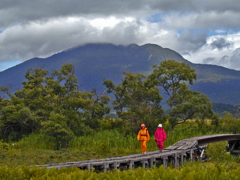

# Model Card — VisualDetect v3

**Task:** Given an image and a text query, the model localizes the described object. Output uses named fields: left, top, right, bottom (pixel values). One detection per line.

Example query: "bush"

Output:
left=0, top=141, right=9, bottom=150
left=1, top=162, right=240, bottom=180
left=219, top=112, right=240, bottom=134
left=41, top=113, right=74, bottom=150
left=206, top=141, right=236, bottom=162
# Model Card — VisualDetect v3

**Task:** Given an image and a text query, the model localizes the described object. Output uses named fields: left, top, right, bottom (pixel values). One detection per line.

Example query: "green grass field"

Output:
left=0, top=120, right=240, bottom=179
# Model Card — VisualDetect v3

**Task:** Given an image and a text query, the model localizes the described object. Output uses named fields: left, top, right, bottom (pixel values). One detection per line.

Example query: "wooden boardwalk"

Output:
left=36, top=134, right=240, bottom=172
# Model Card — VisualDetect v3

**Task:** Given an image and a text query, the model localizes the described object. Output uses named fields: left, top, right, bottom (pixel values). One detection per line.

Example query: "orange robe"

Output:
left=137, top=128, right=150, bottom=153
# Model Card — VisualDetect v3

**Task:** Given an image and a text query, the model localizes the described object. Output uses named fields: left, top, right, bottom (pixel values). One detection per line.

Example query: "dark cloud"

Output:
left=1, top=0, right=240, bottom=29
left=0, top=0, right=240, bottom=70
left=192, top=11, right=240, bottom=29
left=181, top=51, right=191, bottom=56
left=0, top=1, right=149, bottom=29
left=151, top=0, right=240, bottom=12
left=202, top=57, right=215, bottom=64
left=230, top=48, right=240, bottom=69
left=177, top=29, right=208, bottom=52
left=219, top=55, right=230, bottom=65
left=210, top=37, right=233, bottom=50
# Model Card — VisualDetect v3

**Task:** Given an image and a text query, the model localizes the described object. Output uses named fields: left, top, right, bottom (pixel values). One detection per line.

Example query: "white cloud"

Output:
left=0, top=16, right=178, bottom=63
left=1, top=0, right=240, bottom=71
left=183, top=32, right=240, bottom=70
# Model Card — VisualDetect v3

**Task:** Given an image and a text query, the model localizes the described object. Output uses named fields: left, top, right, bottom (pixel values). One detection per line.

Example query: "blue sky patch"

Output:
left=208, top=28, right=240, bottom=37
left=177, top=29, right=184, bottom=36
left=146, top=13, right=168, bottom=23
left=0, top=60, right=22, bottom=72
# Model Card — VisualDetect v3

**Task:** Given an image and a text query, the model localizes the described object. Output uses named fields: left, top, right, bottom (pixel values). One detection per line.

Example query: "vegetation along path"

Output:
left=35, top=134, right=240, bottom=172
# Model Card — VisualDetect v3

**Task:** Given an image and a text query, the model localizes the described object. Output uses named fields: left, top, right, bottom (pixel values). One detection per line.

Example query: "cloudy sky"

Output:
left=1, top=0, right=240, bottom=71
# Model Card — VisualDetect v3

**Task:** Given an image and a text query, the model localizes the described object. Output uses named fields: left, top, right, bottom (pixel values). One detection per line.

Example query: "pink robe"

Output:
left=154, top=128, right=167, bottom=141
left=154, top=128, right=167, bottom=150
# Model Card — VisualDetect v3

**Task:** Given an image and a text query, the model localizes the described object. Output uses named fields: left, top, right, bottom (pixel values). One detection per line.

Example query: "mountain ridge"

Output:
left=0, top=43, right=240, bottom=105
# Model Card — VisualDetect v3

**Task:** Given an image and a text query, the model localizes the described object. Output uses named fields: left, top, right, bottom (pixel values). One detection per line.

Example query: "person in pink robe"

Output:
left=154, top=124, right=167, bottom=152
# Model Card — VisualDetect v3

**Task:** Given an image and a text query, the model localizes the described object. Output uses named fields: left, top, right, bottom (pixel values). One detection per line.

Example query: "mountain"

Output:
left=1, top=43, right=240, bottom=106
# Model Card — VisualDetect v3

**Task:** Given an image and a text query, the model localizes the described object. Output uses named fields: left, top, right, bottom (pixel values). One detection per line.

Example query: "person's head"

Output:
left=158, top=124, right=162, bottom=129
left=141, top=124, right=146, bottom=129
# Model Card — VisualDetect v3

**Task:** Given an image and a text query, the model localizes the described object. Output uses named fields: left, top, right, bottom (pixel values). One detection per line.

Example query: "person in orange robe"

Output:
left=137, top=124, right=150, bottom=154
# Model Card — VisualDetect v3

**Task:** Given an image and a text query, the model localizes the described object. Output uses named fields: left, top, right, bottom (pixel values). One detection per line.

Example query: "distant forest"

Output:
left=212, top=102, right=240, bottom=117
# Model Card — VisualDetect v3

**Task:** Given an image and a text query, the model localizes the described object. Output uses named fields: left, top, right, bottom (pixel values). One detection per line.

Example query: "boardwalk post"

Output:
left=103, top=163, right=109, bottom=173
left=114, top=161, right=119, bottom=169
left=145, top=160, right=149, bottom=168
left=142, top=160, right=145, bottom=168
left=129, top=160, right=134, bottom=169
left=163, top=156, right=168, bottom=169
left=181, top=152, right=184, bottom=165
left=190, top=149, right=194, bottom=162
left=87, top=163, right=93, bottom=172
left=199, top=148, right=205, bottom=162
left=174, top=153, right=178, bottom=167
left=150, top=158, right=155, bottom=168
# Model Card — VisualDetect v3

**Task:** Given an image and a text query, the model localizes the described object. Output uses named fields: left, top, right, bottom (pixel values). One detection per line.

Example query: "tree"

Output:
left=0, top=63, right=110, bottom=143
left=219, top=112, right=240, bottom=134
left=0, top=68, right=49, bottom=140
left=40, top=113, right=73, bottom=149
left=148, top=60, right=215, bottom=132
left=103, top=72, right=164, bottom=133
left=169, top=84, right=214, bottom=128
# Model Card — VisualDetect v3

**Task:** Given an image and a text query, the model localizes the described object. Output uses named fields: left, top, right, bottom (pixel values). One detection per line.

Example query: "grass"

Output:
left=0, top=121, right=225, bottom=167
left=1, top=120, right=240, bottom=179
left=0, top=161, right=240, bottom=180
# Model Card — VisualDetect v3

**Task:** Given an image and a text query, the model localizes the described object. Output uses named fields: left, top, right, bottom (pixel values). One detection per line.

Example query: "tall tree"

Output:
left=148, top=60, right=215, bottom=132
left=104, top=72, right=164, bottom=133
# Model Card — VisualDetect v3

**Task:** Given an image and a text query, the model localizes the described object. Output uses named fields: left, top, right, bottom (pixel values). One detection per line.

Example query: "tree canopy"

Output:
left=0, top=60, right=217, bottom=144
left=103, top=72, right=164, bottom=133
left=0, top=63, right=110, bottom=148
left=148, top=60, right=215, bottom=131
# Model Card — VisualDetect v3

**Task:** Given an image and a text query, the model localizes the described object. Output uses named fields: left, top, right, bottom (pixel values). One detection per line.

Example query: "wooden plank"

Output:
left=178, top=141, right=198, bottom=150
left=166, top=139, right=197, bottom=150
left=41, top=149, right=195, bottom=170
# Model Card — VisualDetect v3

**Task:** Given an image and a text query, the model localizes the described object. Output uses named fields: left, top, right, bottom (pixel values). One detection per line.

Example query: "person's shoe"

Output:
left=159, top=150, right=162, bottom=152
left=144, top=152, right=146, bottom=154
